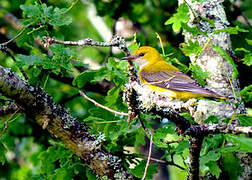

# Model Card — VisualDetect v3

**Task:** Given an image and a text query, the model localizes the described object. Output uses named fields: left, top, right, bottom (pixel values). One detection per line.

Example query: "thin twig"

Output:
left=0, top=108, right=20, bottom=138
left=166, top=134, right=185, bottom=144
left=142, top=130, right=153, bottom=180
left=0, top=47, right=28, bottom=80
left=0, top=27, right=27, bottom=46
left=184, top=0, right=200, bottom=24
left=220, top=63, right=237, bottom=102
left=0, top=27, right=28, bottom=80
left=190, top=33, right=214, bottom=66
left=67, top=0, right=79, bottom=12
left=156, top=32, right=165, bottom=56
left=149, top=157, right=185, bottom=171
left=79, top=90, right=128, bottom=116
left=93, top=120, right=122, bottom=124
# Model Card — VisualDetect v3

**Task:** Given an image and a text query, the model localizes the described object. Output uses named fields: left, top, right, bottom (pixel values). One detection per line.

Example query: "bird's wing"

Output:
left=140, top=70, right=216, bottom=95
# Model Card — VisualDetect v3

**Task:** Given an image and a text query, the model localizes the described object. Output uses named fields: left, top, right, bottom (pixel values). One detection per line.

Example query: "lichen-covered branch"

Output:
left=180, top=0, right=250, bottom=179
left=187, top=136, right=204, bottom=180
left=43, top=36, right=130, bottom=54
left=180, top=0, right=246, bottom=123
left=122, top=0, right=251, bottom=179
left=0, top=65, right=134, bottom=180
left=0, top=103, right=19, bottom=116
left=204, top=123, right=252, bottom=134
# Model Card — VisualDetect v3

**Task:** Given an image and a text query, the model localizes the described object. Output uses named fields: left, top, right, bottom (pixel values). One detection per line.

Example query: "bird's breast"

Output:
left=135, top=59, right=149, bottom=69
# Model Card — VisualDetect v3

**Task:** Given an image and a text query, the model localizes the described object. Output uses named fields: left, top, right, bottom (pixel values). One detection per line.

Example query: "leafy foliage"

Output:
left=0, top=0, right=251, bottom=179
left=222, top=152, right=242, bottom=180
left=190, top=64, right=209, bottom=86
left=165, top=3, right=189, bottom=32
left=240, top=85, right=252, bottom=103
left=129, top=161, right=158, bottom=180
left=225, top=134, right=252, bottom=153
left=180, top=40, right=202, bottom=56
left=20, top=3, right=72, bottom=27
left=73, top=57, right=128, bottom=88
left=214, top=26, right=248, bottom=35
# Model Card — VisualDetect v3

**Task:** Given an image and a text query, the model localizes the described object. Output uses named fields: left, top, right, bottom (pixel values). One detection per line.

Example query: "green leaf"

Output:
left=73, top=70, right=97, bottom=88
left=200, top=149, right=222, bottom=178
left=20, top=4, right=41, bottom=18
left=204, top=115, right=219, bottom=123
left=20, top=3, right=72, bottom=27
left=236, top=48, right=252, bottom=66
left=38, top=146, right=73, bottom=176
left=20, top=3, right=72, bottom=28
left=214, top=26, right=248, bottom=34
left=153, top=127, right=170, bottom=148
left=222, top=153, right=242, bottom=180
left=105, top=85, right=120, bottom=104
left=200, top=16, right=215, bottom=28
left=213, top=45, right=238, bottom=78
left=190, top=64, right=209, bottom=86
left=200, top=150, right=221, bottom=165
left=221, top=146, right=239, bottom=153
left=225, top=134, right=252, bottom=153
left=240, top=85, right=252, bottom=103
left=105, top=57, right=128, bottom=85
left=181, top=40, right=202, bottom=56
left=135, top=128, right=146, bottom=147
left=52, top=167, right=73, bottom=180
left=245, top=39, right=252, bottom=46
left=17, top=54, right=45, bottom=67
left=0, top=143, right=6, bottom=165
left=206, top=161, right=221, bottom=178
left=181, top=23, right=205, bottom=36
left=86, top=167, right=96, bottom=180
left=172, top=140, right=189, bottom=154
left=165, top=3, right=189, bottom=32
left=48, top=8, right=72, bottom=26
left=129, top=161, right=158, bottom=180
left=179, top=112, right=196, bottom=124
left=238, top=115, right=252, bottom=126
left=235, top=48, right=250, bottom=53
left=242, top=53, right=252, bottom=66
left=113, top=122, right=130, bottom=142
left=83, top=116, right=106, bottom=123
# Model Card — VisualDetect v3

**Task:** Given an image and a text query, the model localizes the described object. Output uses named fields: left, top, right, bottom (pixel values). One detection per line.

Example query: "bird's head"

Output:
left=122, top=46, right=161, bottom=68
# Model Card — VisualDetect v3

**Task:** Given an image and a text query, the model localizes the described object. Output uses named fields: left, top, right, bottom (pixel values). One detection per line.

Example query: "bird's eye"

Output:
left=139, top=53, right=145, bottom=57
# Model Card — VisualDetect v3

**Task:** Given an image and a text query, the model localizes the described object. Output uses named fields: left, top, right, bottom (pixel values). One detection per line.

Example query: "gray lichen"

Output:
left=0, top=65, right=134, bottom=180
left=126, top=81, right=239, bottom=123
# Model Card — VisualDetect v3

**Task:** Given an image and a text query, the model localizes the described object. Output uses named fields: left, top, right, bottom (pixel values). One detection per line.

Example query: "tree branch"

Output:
left=187, top=136, right=204, bottom=180
left=43, top=35, right=129, bottom=54
left=0, top=102, right=19, bottom=116
left=0, top=65, right=134, bottom=180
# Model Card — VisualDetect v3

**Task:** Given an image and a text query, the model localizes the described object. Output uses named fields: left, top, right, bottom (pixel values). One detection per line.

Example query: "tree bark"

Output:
left=180, top=0, right=251, bottom=179
left=0, top=65, right=134, bottom=180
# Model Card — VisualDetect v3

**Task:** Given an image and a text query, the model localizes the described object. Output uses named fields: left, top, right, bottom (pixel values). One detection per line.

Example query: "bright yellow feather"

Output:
left=123, top=46, right=226, bottom=100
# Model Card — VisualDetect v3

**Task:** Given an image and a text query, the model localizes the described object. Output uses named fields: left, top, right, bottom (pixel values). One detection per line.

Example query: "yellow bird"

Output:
left=122, top=46, right=226, bottom=100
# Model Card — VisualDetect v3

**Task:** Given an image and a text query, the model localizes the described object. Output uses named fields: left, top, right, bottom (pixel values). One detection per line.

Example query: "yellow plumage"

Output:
left=122, top=46, right=226, bottom=100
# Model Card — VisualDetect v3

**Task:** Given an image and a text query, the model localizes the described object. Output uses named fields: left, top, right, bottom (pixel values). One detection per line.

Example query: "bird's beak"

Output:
left=121, top=55, right=137, bottom=61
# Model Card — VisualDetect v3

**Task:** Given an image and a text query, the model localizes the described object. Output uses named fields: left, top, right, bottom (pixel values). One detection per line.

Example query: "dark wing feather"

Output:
left=141, top=70, right=216, bottom=95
